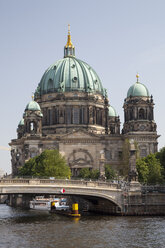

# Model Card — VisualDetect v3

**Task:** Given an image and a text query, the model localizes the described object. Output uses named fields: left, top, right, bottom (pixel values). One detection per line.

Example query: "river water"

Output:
left=0, top=204, right=165, bottom=248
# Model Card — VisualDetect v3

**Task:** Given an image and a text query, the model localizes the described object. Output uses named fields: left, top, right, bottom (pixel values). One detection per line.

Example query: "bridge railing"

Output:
left=0, top=178, right=121, bottom=189
left=142, top=185, right=165, bottom=193
left=0, top=179, right=30, bottom=184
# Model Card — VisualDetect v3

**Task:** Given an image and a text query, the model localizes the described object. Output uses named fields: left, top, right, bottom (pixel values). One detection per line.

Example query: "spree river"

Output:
left=0, top=205, right=165, bottom=248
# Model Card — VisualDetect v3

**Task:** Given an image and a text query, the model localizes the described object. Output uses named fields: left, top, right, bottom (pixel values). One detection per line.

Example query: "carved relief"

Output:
left=68, top=148, right=94, bottom=168
left=11, top=148, right=23, bottom=175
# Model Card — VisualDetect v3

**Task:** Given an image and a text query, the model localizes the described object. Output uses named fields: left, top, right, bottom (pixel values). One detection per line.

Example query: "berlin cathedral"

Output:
left=10, top=27, right=159, bottom=177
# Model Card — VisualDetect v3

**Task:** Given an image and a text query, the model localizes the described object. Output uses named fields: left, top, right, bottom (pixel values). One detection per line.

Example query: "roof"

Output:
left=25, top=100, right=41, bottom=111
left=108, top=106, right=117, bottom=117
left=18, top=118, right=24, bottom=126
left=35, top=57, right=105, bottom=97
left=127, top=81, right=149, bottom=97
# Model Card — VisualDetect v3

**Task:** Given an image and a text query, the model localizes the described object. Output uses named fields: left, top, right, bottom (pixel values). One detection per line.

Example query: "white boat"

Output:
left=30, top=197, right=69, bottom=211
left=53, top=198, right=70, bottom=211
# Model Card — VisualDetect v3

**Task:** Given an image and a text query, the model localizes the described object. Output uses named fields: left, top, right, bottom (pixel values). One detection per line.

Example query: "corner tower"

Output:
left=123, top=74, right=159, bottom=156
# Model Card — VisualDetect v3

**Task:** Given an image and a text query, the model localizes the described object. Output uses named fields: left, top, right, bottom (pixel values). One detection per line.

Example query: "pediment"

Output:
left=59, top=129, right=101, bottom=140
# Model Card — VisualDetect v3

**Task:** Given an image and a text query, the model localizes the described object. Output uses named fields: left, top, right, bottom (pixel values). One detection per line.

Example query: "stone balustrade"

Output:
left=0, top=178, right=121, bottom=189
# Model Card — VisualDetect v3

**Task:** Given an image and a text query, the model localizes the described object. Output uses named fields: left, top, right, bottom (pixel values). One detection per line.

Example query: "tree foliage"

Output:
left=90, top=169, right=100, bottom=179
left=155, top=147, right=165, bottom=178
left=79, top=168, right=99, bottom=179
left=105, top=164, right=116, bottom=180
left=136, top=153, right=164, bottom=184
left=19, top=149, right=71, bottom=178
left=119, top=139, right=140, bottom=179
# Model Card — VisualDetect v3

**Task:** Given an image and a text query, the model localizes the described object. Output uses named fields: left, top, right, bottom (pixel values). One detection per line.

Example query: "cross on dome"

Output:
left=136, top=73, right=139, bottom=83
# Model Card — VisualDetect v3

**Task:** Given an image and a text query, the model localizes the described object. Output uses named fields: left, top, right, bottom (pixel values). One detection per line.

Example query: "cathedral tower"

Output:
left=123, top=74, right=158, bottom=156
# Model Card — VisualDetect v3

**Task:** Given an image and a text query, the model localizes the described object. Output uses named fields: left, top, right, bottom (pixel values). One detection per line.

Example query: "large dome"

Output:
left=127, top=75, right=149, bottom=98
left=37, top=57, right=104, bottom=96
left=35, top=30, right=105, bottom=97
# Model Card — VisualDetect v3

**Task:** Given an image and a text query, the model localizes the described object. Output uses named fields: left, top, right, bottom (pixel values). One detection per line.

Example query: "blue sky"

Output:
left=1, top=0, right=165, bottom=174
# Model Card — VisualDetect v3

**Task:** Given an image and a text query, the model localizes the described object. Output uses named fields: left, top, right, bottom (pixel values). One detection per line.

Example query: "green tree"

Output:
left=79, top=168, right=99, bottom=179
left=136, top=154, right=164, bottom=184
left=90, top=169, right=99, bottom=179
left=105, top=164, right=116, bottom=180
left=19, top=149, right=71, bottom=178
left=136, top=159, right=149, bottom=183
left=156, top=147, right=165, bottom=178
left=119, top=139, right=139, bottom=179
left=79, top=168, right=91, bottom=179
left=19, top=157, right=36, bottom=176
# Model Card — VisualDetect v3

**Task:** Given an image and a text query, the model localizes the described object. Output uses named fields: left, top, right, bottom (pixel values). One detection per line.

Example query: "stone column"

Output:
left=128, top=139, right=138, bottom=182
left=89, top=106, right=93, bottom=124
left=99, top=150, right=105, bottom=180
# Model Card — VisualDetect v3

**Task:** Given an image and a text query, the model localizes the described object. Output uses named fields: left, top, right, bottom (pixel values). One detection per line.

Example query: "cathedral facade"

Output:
left=10, top=29, right=159, bottom=177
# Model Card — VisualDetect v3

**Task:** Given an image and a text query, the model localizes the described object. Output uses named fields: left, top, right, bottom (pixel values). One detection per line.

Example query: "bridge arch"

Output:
left=59, top=191, right=122, bottom=214
left=0, top=179, right=123, bottom=214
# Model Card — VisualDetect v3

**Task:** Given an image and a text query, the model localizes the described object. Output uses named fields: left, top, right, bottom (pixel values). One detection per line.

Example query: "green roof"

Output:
left=35, top=57, right=105, bottom=96
left=18, top=118, right=24, bottom=126
left=127, top=82, right=149, bottom=97
left=25, top=100, right=41, bottom=111
left=108, top=106, right=117, bottom=117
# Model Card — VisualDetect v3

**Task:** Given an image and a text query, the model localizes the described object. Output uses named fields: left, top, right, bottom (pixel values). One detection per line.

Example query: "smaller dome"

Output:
left=108, top=106, right=117, bottom=117
left=25, top=100, right=41, bottom=111
left=18, top=118, right=24, bottom=126
left=127, top=76, right=149, bottom=98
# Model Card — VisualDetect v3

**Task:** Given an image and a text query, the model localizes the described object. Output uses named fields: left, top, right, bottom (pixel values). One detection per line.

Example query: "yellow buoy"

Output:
left=70, top=203, right=81, bottom=217
left=51, top=201, right=56, bottom=210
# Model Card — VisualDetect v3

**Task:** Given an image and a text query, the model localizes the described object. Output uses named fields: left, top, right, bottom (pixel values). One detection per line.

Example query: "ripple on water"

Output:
left=1, top=205, right=165, bottom=248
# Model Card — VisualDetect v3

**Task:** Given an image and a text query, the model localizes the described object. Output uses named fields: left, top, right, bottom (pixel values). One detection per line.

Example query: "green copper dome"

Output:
left=18, top=118, right=24, bottom=126
left=36, top=57, right=104, bottom=96
left=127, top=76, right=149, bottom=97
left=25, top=100, right=41, bottom=111
left=35, top=30, right=105, bottom=97
left=108, top=106, right=117, bottom=117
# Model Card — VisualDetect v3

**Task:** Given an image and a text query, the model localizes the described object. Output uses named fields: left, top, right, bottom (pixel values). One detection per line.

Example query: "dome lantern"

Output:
left=64, top=24, right=75, bottom=58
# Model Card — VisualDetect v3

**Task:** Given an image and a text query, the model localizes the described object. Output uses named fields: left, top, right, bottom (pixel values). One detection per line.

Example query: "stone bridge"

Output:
left=1, top=179, right=165, bottom=215
left=0, top=179, right=124, bottom=214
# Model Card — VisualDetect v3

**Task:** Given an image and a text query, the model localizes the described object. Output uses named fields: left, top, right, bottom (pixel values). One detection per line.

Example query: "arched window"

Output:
left=130, top=108, right=133, bottom=120
left=47, top=79, right=53, bottom=92
left=30, top=122, right=34, bottom=131
left=66, top=107, right=71, bottom=124
left=105, top=150, right=112, bottom=160
left=54, top=108, right=58, bottom=124
left=59, top=109, right=64, bottom=117
left=140, top=147, right=147, bottom=157
left=29, top=121, right=36, bottom=133
left=124, top=112, right=127, bottom=122
left=73, top=108, right=79, bottom=124
left=139, top=108, right=145, bottom=119
left=96, top=108, right=102, bottom=125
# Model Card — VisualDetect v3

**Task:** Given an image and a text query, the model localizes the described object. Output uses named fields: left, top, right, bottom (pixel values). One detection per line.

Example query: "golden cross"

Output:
left=68, top=24, right=70, bottom=34
left=136, top=73, right=139, bottom=82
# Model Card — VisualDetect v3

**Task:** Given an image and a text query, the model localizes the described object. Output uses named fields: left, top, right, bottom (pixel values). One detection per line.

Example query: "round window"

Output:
left=73, top=77, right=77, bottom=82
